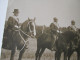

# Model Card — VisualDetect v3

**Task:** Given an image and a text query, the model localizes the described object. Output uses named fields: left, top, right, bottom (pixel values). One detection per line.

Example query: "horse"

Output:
left=2, top=17, right=36, bottom=60
left=35, top=25, right=79, bottom=60
left=35, top=26, right=53, bottom=60
left=55, top=30, right=79, bottom=60
left=67, top=29, right=80, bottom=60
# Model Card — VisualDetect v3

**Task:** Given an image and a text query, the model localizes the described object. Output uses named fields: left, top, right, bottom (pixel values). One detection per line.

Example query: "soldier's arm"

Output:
left=17, top=18, right=19, bottom=26
left=7, top=16, right=14, bottom=27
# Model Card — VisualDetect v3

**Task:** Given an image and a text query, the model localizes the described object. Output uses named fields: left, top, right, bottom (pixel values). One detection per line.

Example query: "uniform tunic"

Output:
left=50, top=22, right=59, bottom=49
left=50, top=22, right=59, bottom=34
left=70, top=25, right=77, bottom=31
left=3, top=15, right=19, bottom=49
left=7, top=15, right=19, bottom=30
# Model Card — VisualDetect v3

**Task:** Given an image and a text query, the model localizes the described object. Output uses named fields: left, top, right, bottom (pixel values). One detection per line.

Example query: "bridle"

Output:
left=28, top=21, right=33, bottom=33
left=27, top=20, right=36, bottom=36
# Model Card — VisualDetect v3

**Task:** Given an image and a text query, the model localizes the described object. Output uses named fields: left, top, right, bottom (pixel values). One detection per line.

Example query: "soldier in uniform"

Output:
left=50, top=17, right=59, bottom=51
left=7, top=9, right=20, bottom=40
left=68, top=20, right=77, bottom=32
left=70, top=20, right=77, bottom=31
left=5, top=9, right=20, bottom=49
left=7, top=9, right=20, bottom=31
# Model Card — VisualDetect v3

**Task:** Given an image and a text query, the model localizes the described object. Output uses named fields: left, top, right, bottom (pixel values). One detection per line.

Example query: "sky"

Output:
left=6, top=0, right=80, bottom=27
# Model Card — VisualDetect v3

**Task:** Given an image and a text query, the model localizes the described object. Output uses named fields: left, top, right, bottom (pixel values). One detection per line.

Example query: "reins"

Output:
left=15, top=29, right=31, bottom=52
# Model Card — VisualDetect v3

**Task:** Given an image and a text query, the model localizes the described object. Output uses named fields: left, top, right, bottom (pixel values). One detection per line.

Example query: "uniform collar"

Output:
left=12, top=15, right=19, bottom=22
left=12, top=15, right=18, bottom=18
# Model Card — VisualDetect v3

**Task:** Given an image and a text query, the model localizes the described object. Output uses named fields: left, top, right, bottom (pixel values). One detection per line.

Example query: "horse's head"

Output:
left=27, top=17, right=36, bottom=37
left=21, top=17, right=36, bottom=37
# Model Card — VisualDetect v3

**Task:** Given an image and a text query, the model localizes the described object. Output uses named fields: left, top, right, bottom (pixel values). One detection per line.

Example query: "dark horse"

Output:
left=67, top=29, right=80, bottom=60
left=35, top=26, right=79, bottom=60
left=55, top=31, right=79, bottom=60
left=2, top=17, right=36, bottom=60
left=35, top=26, right=52, bottom=60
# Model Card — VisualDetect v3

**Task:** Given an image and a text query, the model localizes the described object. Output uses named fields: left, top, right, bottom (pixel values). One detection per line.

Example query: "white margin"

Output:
left=0, top=0, right=8, bottom=57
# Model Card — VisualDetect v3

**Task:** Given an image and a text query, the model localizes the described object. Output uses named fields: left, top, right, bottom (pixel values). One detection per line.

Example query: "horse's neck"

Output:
left=19, top=30, right=28, bottom=40
left=21, top=20, right=29, bottom=32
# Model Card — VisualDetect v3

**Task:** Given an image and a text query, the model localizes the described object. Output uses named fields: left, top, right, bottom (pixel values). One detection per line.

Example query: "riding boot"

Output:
left=51, top=43, right=56, bottom=51
left=53, top=43, right=56, bottom=51
left=51, top=35, right=57, bottom=51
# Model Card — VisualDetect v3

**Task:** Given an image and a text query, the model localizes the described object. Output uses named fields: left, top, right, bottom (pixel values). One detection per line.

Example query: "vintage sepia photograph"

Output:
left=1, top=0, right=80, bottom=60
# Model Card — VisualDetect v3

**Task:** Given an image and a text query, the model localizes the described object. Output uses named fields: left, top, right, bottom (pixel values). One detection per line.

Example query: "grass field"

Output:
left=1, top=38, right=77, bottom=60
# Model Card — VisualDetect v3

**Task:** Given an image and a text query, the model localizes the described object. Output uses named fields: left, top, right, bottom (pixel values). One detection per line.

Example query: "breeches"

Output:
left=51, top=34, right=57, bottom=45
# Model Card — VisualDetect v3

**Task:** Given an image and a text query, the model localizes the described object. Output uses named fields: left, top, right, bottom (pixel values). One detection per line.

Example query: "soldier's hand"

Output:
left=14, top=25, right=19, bottom=28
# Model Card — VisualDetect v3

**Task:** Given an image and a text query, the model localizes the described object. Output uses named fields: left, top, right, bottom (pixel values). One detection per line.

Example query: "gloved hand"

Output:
left=57, top=30, right=62, bottom=33
left=57, top=30, right=59, bottom=33
left=14, top=25, right=19, bottom=28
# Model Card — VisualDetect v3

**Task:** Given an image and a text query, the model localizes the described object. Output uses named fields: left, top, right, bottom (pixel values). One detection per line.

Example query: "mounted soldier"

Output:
left=69, top=20, right=77, bottom=32
left=7, top=9, right=20, bottom=31
left=7, top=9, right=20, bottom=40
left=50, top=17, right=60, bottom=51
left=3, top=9, right=20, bottom=49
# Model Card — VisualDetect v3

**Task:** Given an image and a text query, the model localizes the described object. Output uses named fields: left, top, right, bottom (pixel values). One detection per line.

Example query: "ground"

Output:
left=1, top=38, right=77, bottom=60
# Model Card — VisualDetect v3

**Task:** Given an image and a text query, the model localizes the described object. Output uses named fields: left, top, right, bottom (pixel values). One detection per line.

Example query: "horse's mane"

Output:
left=35, top=25, right=50, bottom=38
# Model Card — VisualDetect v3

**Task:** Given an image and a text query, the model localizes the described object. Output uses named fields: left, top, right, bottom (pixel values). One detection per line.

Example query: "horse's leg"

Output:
left=55, top=52, right=57, bottom=60
left=18, top=48, right=26, bottom=60
left=78, top=53, right=80, bottom=60
left=56, top=51, right=61, bottom=60
left=77, top=50, right=80, bottom=60
left=64, top=51, right=68, bottom=60
left=77, top=52, right=79, bottom=60
left=35, top=47, right=41, bottom=60
left=67, top=50, right=73, bottom=60
left=55, top=51, right=58, bottom=60
left=38, top=48, right=45, bottom=60
left=10, top=46, right=17, bottom=60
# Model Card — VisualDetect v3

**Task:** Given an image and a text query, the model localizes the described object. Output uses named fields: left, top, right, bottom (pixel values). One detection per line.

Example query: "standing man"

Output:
left=50, top=17, right=59, bottom=51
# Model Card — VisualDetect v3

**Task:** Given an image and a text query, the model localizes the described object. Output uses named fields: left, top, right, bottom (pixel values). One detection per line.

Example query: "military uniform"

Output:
left=7, top=15, right=19, bottom=31
left=50, top=22, right=59, bottom=33
left=2, top=9, right=21, bottom=50
left=69, top=20, right=77, bottom=32
left=50, top=22, right=59, bottom=50
left=70, top=25, right=77, bottom=31
left=6, top=15, right=19, bottom=49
